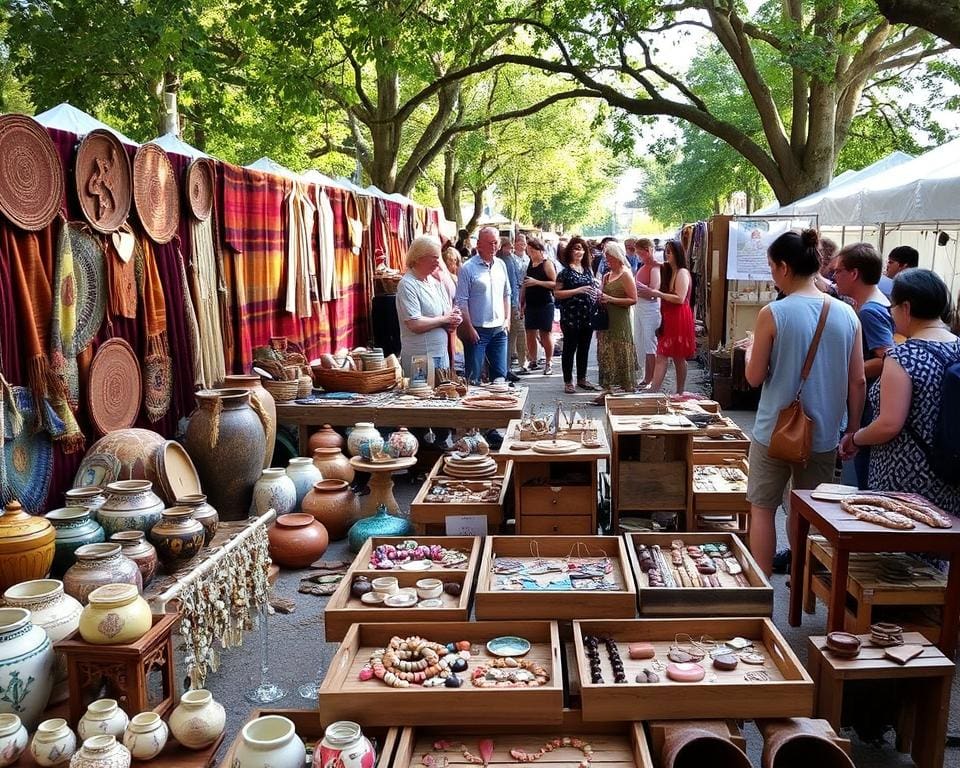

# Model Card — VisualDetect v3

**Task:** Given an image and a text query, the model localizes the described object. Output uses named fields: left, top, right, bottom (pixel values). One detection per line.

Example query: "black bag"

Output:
left=590, top=301, right=609, bottom=331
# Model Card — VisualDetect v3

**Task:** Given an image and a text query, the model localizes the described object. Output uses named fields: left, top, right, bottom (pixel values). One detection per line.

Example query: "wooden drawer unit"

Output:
left=411, top=455, right=513, bottom=533
left=519, top=484, right=594, bottom=516
left=521, top=515, right=595, bottom=535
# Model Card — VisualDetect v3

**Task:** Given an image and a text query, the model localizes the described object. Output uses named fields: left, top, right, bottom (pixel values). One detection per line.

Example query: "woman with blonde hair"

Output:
left=597, top=241, right=638, bottom=394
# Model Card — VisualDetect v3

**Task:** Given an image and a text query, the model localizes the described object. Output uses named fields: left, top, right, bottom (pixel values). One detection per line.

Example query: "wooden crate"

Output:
left=692, top=455, right=749, bottom=512
left=318, top=621, right=564, bottom=726
left=618, top=462, right=687, bottom=510
left=624, top=532, right=772, bottom=617
left=690, top=418, right=750, bottom=456
left=410, top=456, right=513, bottom=533
left=220, top=710, right=399, bottom=768
left=474, top=536, right=637, bottom=621
left=572, top=618, right=814, bottom=721
left=349, top=536, right=482, bottom=578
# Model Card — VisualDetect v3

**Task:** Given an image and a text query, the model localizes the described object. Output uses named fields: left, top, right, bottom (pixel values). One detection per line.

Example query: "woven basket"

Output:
left=312, top=365, right=400, bottom=394
left=297, top=375, right=313, bottom=398
left=263, top=378, right=299, bottom=402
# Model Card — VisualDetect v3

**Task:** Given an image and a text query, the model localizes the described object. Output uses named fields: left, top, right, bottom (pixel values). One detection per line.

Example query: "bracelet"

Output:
left=850, top=431, right=860, bottom=448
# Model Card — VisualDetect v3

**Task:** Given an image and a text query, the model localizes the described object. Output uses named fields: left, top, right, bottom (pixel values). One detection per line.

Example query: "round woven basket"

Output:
left=0, top=114, right=64, bottom=231
left=74, top=129, right=132, bottom=234
left=185, top=157, right=215, bottom=221
left=87, top=338, right=143, bottom=434
left=133, top=143, right=179, bottom=244
left=67, top=224, right=107, bottom=353
left=263, top=378, right=299, bottom=402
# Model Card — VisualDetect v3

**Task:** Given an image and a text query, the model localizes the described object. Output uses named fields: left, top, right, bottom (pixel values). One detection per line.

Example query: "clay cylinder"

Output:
left=661, top=722, right=751, bottom=768
left=759, top=719, right=854, bottom=768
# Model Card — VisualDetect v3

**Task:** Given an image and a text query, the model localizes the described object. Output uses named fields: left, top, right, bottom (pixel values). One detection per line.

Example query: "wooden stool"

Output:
left=57, top=613, right=178, bottom=725
left=806, top=632, right=953, bottom=768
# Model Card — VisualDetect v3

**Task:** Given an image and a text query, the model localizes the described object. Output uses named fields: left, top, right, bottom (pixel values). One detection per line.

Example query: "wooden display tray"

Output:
left=319, top=621, right=564, bottom=726
left=349, top=536, right=482, bottom=576
left=475, top=536, right=637, bottom=621
left=410, top=457, right=513, bottom=530
left=572, top=618, right=813, bottom=721
left=690, top=417, right=750, bottom=455
left=220, top=710, right=399, bottom=768
left=605, top=395, right=719, bottom=417
left=624, top=533, right=772, bottom=617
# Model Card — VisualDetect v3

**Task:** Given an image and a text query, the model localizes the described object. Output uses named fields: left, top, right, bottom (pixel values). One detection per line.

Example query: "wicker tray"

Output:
left=313, top=365, right=400, bottom=394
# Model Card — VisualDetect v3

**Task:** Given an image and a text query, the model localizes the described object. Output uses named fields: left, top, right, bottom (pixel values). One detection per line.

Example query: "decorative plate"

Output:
left=87, top=338, right=142, bottom=435
left=398, top=560, right=433, bottom=571
left=532, top=439, right=579, bottom=455
left=486, top=636, right=531, bottom=657
left=185, top=157, right=215, bottom=221
left=417, top=598, right=443, bottom=609
left=133, top=143, right=179, bottom=244
left=360, top=592, right=385, bottom=605
left=73, top=452, right=122, bottom=489
left=74, top=129, right=132, bottom=233
left=384, top=592, right=418, bottom=608
left=0, top=114, right=64, bottom=231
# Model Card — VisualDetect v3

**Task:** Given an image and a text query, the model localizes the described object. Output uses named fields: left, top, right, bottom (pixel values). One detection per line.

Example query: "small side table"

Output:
left=350, top=456, right=417, bottom=517
left=806, top=632, right=954, bottom=768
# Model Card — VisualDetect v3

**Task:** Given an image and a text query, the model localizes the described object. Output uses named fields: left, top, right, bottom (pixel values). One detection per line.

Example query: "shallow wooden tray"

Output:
left=349, top=536, right=482, bottom=576
left=475, top=536, right=637, bottom=621
left=573, top=618, right=813, bottom=721
left=411, top=456, right=513, bottom=529
left=319, top=620, right=564, bottom=726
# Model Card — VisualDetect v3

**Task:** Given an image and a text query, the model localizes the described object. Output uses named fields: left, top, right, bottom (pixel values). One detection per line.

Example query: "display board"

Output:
left=725, top=217, right=815, bottom=279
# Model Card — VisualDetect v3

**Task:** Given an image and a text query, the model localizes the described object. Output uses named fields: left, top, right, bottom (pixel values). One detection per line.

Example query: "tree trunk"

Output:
left=159, top=71, right=180, bottom=136
left=464, top=187, right=484, bottom=233
left=874, top=0, right=960, bottom=46
left=367, top=52, right=400, bottom=191
left=440, top=147, right=463, bottom=226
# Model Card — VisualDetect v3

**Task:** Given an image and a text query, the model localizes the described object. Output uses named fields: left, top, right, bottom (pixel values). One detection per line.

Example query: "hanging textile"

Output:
left=315, top=186, right=338, bottom=301
left=49, top=223, right=78, bottom=408
left=107, top=225, right=139, bottom=319
left=325, top=187, right=369, bottom=351
left=140, top=238, right=172, bottom=423
left=285, top=182, right=318, bottom=317
left=175, top=242, right=204, bottom=389
left=385, top=200, right=406, bottom=271
left=344, top=191, right=363, bottom=256
left=190, top=217, right=227, bottom=387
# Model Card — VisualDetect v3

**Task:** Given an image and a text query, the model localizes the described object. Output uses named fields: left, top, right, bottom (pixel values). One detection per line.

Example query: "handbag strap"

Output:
left=797, top=300, right=831, bottom=394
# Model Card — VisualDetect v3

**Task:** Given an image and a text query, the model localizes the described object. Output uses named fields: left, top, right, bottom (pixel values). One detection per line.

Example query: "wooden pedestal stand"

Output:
left=350, top=456, right=417, bottom=517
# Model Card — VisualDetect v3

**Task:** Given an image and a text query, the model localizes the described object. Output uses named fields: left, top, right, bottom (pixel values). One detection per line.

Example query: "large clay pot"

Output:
left=149, top=508, right=205, bottom=573
left=109, top=532, right=158, bottom=588
left=301, top=480, right=359, bottom=540
left=31, top=718, right=77, bottom=767
left=0, top=607, right=54, bottom=729
left=660, top=721, right=751, bottom=768
left=74, top=429, right=166, bottom=490
left=184, top=389, right=267, bottom=521
left=346, top=423, right=381, bottom=457
left=175, top=494, right=219, bottom=545
left=2, top=580, right=81, bottom=705
left=385, top=427, right=418, bottom=458
left=223, top=374, right=277, bottom=469
left=46, top=508, right=105, bottom=578
left=232, top=716, right=305, bottom=768
left=97, top=481, right=164, bottom=538
left=63, top=544, right=142, bottom=605
left=78, top=584, right=152, bottom=645
left=252, top=469, right=297, bottom=517
left=308, top=424, right=344, bottom=453
left=69, top=735, right=130, bottom=768
left=0, top=501, right=55, bottom=592
left=268, top=514, right=329, bottom=568
left=759, top=719, right=855, bottom=768
left=312, top=447, right=355, bottom=484
left=347, top=504, right=413, bottom=554
left=64, top=488, right=106, bottom=521
left=168, top=689, right=225, bottom=750
left=286, top=458, right=322, bottom=511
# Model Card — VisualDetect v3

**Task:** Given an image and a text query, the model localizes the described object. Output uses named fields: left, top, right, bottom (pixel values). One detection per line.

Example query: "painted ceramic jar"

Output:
left=0, top=500, right=55, bottom=593
left=97, top=481, right=164, bottom=538
left=74, top=429, right=165, bottom=490
left=77, top=701, right=129, bottom=741
left=268, top=514, right=329, bottom=568
left=454, top=431, right=489, bottom=456
left=69, top=735, right=130, bottom=768
left=223, top=374, right=277, bottom=469
left=64, top=488, right=106, bottom=522
left=312, top=447, right=355, bottom=484
left=46, top=508, right=105, bottom=578
left=109, top=532, right=158, bottom=588
left=347, top=504, right=414, bottom=553
left=30, top=718, right=77, bottom=767
left=308, top=424, right=344, bottom=452
left=285, top=458, right=322, bottom=512
left=149, top=508, right=205, bottom=573
left=252, top=469, right=297, bottom=517
left=346, top=423, right=382, bottom=458
left=78, top=584, right=151, bottom=645
left=301, top=480, right=359, bottom=541
left=122, top=713, right=168, bottom=761
left=385, top=427, right=418, bottom=458
left=175, top=494, right=219, bottom=545
left=168, top=689, right=225, bottom=750
left=185, top=389, right=267, bottom=521
left=232, top=716, right=305, bottom=768
left=63, top=544, right=142, bottom=605
left=0, top=713, right=27, bottom=767
left=2, top=580, right=81, bottom=705
left=314, top=721, right=375, bottom=768
left=0, top=607, right=54, bottom=729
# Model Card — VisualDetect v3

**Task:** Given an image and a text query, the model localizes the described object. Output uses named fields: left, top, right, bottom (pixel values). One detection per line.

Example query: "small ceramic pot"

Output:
left=175, top=494, right=219, bottom=545
left=415, top=579, right=443, bottom=600
left=149, top=508, right=205, bottom=573
left=301, top=480, right=359, bottom=541
left=0, top=607, right=54, bottom=729
left=63, top=544, right=142, bottom=605
left=308, top=424, right=344, bottom=452
left=69, top=735, right=130, bottom=768
left=253, top=469, right=297, bottom=517
left=311, top=447, right=355, bottom=484
left=31, top=718, right=77, bottom=767
left=64, top=488, right=106, bottom=521
left=97, top=481, right=165, bottom=538
left=122, top=713, right=168, bottom=761
left=285, top=458, right=322, bottom=511
left=385, top=427, right=418, bottom=458
left=109, top=532, right=158, bottom=588
left=268, top=514, right=329, bottom=568
left=77, top=700, right=129, bottom=741
left=371, top=577, right=398, bottom=596
left=0, top=713, right=27, bottom=767
left=346, top=423, right=382, bottom=458
left=454, top=432, right=489, bottom=456
left=168, top=689, right=225, bottom=750
left=232, top=716, right=305, bottom=768
left=46, top=508, right=106, bottom=579
left=0, top=500, right=56, bottom=593
left=314, top=721, right=376, bottom=768
left=78, top=584, right=152, bottom=645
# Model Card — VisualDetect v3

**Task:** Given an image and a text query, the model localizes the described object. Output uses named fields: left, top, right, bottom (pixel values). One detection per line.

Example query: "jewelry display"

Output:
left=359, top=636, right=470, bottom=688
left=666, top=662, right=705, bottom=682
left=369, top=541, right=469, bottom=570
left=470, top=657, right=550, bottom=687
left=492, top=542, right=618, bottom=592
left=692, top=465, right=747, bottom=492
left=424, top=480, right=502, bottom=504
left=510, top=737, right=594, bottom=768
left=744, top=669, right=771, bottom=682
left=582, top=635, right=625, bottom=684
left=635, top=669, right=660, bottom=683
left=635, top=540, right=750, bottom=589
left=584, top=635, right=604, bottom=684
left=422, top=739, right=496, bottom=768
left=840, top=494, right=951, bottom=529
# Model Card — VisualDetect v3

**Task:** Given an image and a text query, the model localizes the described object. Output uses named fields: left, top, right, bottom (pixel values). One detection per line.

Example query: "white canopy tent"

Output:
left=34, top=103, right=138, bottom=146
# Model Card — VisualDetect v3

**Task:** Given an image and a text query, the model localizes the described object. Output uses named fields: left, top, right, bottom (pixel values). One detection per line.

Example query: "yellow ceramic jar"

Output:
left=0, top=501, right=55, bottom=592
left=78, top=584, right=152, bottom=645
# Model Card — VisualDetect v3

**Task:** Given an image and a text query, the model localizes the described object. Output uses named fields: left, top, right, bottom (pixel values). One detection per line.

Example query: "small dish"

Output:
left=486, top=636, right=531, bottom=657
left=417, top=598, right=443, bottom=609
left=371, top=577, right=399, bottom=595
left=582, top=440, right=603, bottom=449
left=398, top=560, right=433, bottom=571
left=384, top=592, right=418, bottom=608
left=360, top=592, right=385, bottom=606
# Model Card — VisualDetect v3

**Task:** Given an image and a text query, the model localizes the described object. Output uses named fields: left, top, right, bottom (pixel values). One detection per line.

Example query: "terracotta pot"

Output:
left=0, top=714, right=28, bottom=767
left=30, top=718, right=77, bottom=767
left=46, top=508, right=105, bottom=578
left=63, top=488, right=106, bottom=521
left=184, top=389, right=267, bottom=521
left=346, top=423, right=381, bottom=458
left=73, top=429, right=165, bottom=490
left=97, top=480, right=164, bottom=538
left=759, top=719, right=854, bottom=768
left=223, top=374, right=277, bottom=469
left=77, top=701, right=128, bottom=741
left=232, top=716, right=305, bottom=768
left=312, top=447, right=355, bottom=484
left=301, top=480, right=359, bottom=541
left=385, top=427, right=418, bottom=458
left=175, top=493, right=219, bottom=545
left=149, top=508, right=205, bottom=573
left=268, top=514, right=329, bottom=568
left=122, top=713, right=168, bottom=761
left=253, top=469, right=297, bottom=517
left=109, top=532, right=158, bottom=587
left=69, top=735, right=130, bottom=768
left=308, top=424, right=344, bottom=452
left=0, top=607, right=54, bottom=730
left=78, top=584, right=152, bottom=645
left=0, top=500, right=55, bottom=593
left=660, top=721, right=751, bottom=768
left=168, top=689, right=225, bottom=750
left=63, top=544, right=142, bottom=605
left=286, top=457, right=322, bottom=511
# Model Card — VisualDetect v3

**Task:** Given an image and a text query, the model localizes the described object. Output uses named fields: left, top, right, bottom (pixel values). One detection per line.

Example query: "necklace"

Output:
left=470, top=657, right=550, bottom=687
left=511, top=737, right=594, bottom=768
left=360, top=635, right=470, bottom=688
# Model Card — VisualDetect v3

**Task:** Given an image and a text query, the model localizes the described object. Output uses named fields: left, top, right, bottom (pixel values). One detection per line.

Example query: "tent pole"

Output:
left=878, top=223, right=886, bottom=254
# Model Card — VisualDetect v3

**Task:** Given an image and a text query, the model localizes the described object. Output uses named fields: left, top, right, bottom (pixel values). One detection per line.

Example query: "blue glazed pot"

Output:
left=347, top=504, right=413, bottom=553
left=45, top=508, right=105, bottom=578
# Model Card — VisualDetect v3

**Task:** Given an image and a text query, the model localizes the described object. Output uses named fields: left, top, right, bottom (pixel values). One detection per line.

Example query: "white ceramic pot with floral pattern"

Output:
left=0, top=713, right=27, bottom=767
left=69, top=735, right=130, bottom=768
left=0, top=607, right=54, bottom=730
left=385, top=427, right=418, bottom=458
left=168, top=689, right=225, bottom=750
left=97, top=481, right=164, bottom=537
left=346, top=423, right=381, bottom=457
left=231, top=715, right=305, bottom=768
left=122, top=713, right=168, bottom=760
left=285, top=458, right=322, bottom=512
left=252, top=469, right=297, bottom=517
left=31, top=718, right=77, bottom=767
left=77, top=700, right=129, bottom=741
left=78, top=584, right=151, bottom=645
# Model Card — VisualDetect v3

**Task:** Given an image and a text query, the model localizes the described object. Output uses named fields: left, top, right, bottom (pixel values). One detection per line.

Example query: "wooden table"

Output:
left=350, top=456, right=417, bottom=517
left=277, top=387, right=528, bottom=455
left=789, top=490, right=960, bottom=656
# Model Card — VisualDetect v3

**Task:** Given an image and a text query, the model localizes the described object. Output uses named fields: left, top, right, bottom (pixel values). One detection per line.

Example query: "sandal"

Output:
left=543, top=365, right=553, bottom=375
left=564, top=383, right=576, bottom=394
left=577, top=380, right=599, bottom=391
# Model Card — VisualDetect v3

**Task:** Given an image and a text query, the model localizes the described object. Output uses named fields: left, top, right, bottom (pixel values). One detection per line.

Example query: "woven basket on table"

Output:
left=262, top=378, right=300, bottom=402
left=312, top=365, right=400, bottom=394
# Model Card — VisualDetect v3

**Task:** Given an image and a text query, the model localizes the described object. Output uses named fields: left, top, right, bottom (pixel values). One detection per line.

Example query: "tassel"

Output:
left=207, top=395, right=223, bottom=449
left=27, top=356, right=49, bottom=433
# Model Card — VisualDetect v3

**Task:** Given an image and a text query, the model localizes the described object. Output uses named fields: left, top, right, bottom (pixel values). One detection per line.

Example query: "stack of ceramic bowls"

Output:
left=442, top=454, right=498, bottom=478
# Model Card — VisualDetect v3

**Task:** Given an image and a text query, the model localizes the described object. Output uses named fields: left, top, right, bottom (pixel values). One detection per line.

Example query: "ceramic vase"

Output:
left=0, top=714, right=27, bottom=767
left=385, top=427, right=418, bottom=458
left=223, top=374, right=277, bottom=469
left=308, top=424, right=344, bottom=452
left=168, top=689, right=225, bottom=750
left=184, top=389, right=267, bottom=521
left=174, top=494, right=219, bottom=545
left=314, top=721, right=376, bottom=768
left=301, top=480, right=359, bottom=540
left=122, top=713, right=168, bottom=761
left=232, top=716, right=305, bottom=768
left=252, top=469, right=297, bottom=517
left=69, top=735, right=130, bottom=768
left=63, top=544, right=142, bottom=605
left=2, top=580, right=81, bottom=705
left=268, top=514, right=329, bottom=568
left=46, top=508, right=105, bottom=579
left=149, top=508, right=205, bottom=573
left=97, top=481, right=164, bottom=538
left=78, top=584, right=152, bottom=645
left=0, top=501, right=55, bottom=593
left=74, top=429, right=165, bottom=491
left=109, top=532, right=158, bottom=588
left=346, top=423, right=382, bottom=457
left=285, top=458, right=322, bottom=512
left=31, top=718, right=77, bottom=767
left=64, top=488, right=106, bottom=522
left=77, top=701, right=129, bottom=741
left=0, top=607, right=54, bottom=729
left=347, top=504, right=414, bottom=553
left=312, top=447, right=355, bottom=484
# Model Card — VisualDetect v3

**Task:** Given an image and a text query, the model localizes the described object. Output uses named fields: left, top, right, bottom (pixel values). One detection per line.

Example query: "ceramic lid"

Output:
left=275, top=513, right=315, bottom=529
left=87, top=583, right=139, bottom=607
left=0, top=501, right=54, bottom=543
left=157, top=440, right=201, bottom=503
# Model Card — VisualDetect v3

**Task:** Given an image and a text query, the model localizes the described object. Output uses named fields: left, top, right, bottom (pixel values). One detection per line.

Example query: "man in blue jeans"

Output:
left=455, top=226, right=510, bottom=383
